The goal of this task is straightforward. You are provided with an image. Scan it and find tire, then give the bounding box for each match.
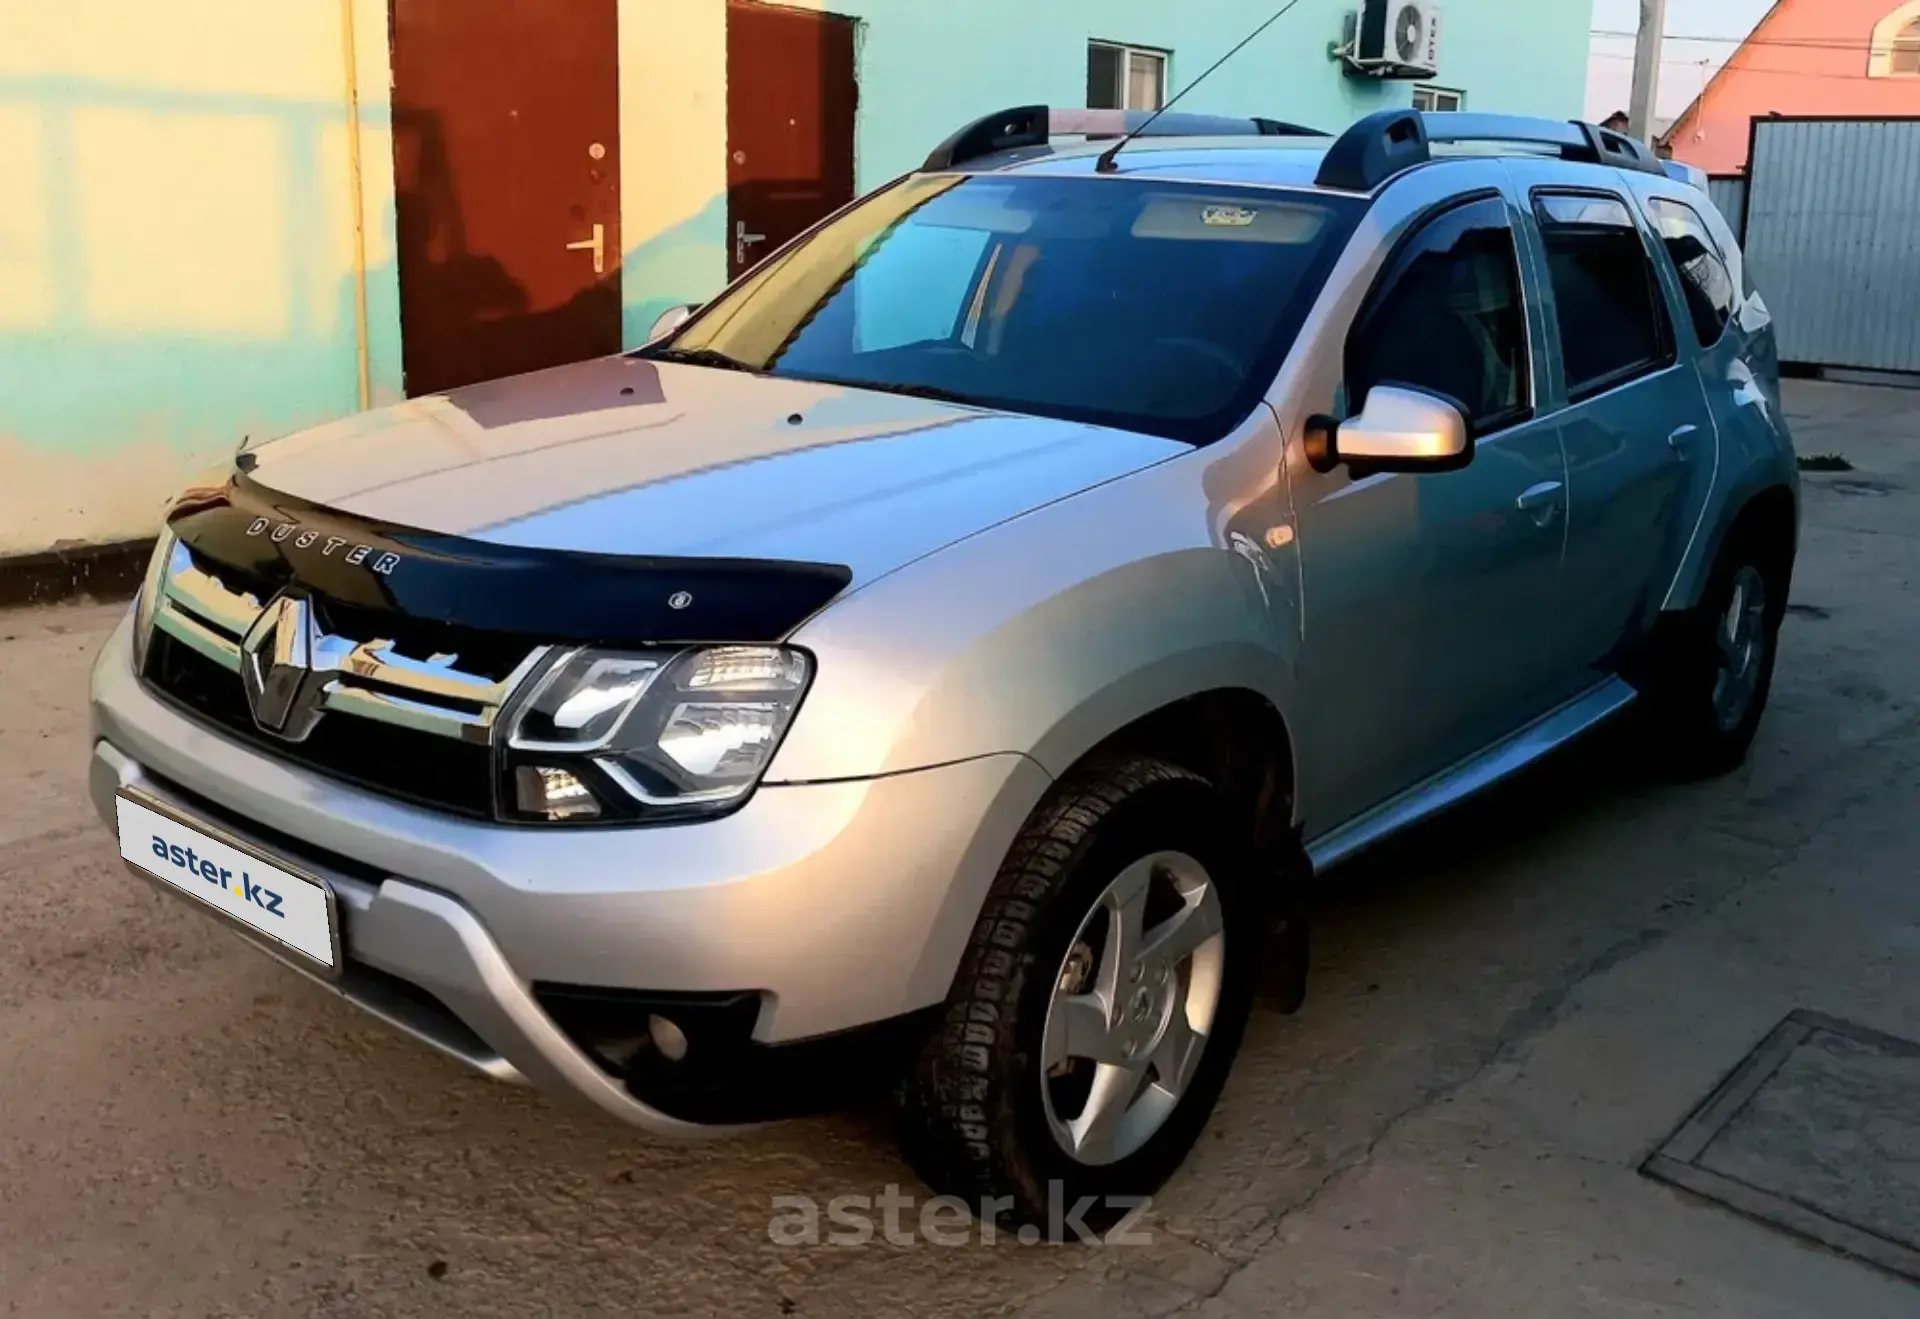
[1644,527,1787,778]
[893,753,1264,1231]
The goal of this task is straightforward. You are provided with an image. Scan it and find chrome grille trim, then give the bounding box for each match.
[153,539,253,668]
[148,544,545,745]
[160,538,262,639]
[154,600,245,668]
[323,684,500,744]
[318,648,549,745]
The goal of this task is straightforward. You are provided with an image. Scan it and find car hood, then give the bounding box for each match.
[243,357,1184,586]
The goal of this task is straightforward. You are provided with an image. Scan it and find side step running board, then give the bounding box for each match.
[1304,676,1639,875]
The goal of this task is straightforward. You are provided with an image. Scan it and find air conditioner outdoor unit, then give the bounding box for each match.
[1341,0,1442,80]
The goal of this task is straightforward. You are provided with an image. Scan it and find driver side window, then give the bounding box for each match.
[1346,196,1531,436]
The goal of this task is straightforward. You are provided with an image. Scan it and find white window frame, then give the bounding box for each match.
[1870,0,1920,77]
[1413,86,1465,112]
[1089,40,1169,111]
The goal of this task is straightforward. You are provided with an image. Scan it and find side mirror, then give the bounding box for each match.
[648,303,699,341]
[1304,386,1472,475]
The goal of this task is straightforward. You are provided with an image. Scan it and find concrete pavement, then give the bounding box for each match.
[2,381,1917,1317]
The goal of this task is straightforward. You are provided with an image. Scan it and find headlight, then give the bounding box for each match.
[500,645,812,823]
[130,529,178,674]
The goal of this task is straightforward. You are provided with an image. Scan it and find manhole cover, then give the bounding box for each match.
[1828,479,1893,498]
[1644,1011,1920,1282]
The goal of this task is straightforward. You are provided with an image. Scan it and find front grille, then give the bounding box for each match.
[140,540,540,819]
[146,630,497,816]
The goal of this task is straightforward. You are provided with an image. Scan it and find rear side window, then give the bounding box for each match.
[1346,196,1530,435]
[1533,192,1673,401]
[1647,197,1735,347]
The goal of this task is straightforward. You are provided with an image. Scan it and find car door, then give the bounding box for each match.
[1293,191,1570,829]
[1503,164,1718,685]
[1640,186,1775,607]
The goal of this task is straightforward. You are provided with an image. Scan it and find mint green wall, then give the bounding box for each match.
[0,83,405,447]
[850,0,1365,191]
[839,0,1593,191]
[0,0,402,556]
[4,0,1587,557]
[619,0,1593,344]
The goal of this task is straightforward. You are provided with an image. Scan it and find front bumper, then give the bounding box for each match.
[90,615,1050,1133]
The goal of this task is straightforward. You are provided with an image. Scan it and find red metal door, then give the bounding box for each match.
[389,0,622,396]
[725,1,857,281]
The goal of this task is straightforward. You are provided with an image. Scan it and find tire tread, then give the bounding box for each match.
[894,753,1208,1217]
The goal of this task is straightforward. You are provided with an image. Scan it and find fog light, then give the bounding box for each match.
[591,1035,651,1070]
[647,1012,690,1062]
[514,765,600,820]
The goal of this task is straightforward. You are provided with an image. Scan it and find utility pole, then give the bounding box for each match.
[1628,0,1669,145]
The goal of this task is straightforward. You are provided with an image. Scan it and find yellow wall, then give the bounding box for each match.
[0,0,399,556]
[0,0,1586,559]
[0,0,734,556]
[617,0,730,343]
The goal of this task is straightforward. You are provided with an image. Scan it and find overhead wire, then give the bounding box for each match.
[1590,28,1919,52]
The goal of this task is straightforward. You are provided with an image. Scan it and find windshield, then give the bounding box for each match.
[646,174,1363,443]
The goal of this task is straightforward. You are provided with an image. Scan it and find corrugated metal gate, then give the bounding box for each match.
[1707,175,1747,241]
[1742,117,1920,374]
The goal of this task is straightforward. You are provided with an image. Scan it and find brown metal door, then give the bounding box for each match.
[725,1,857,281]
[390,0,621,396]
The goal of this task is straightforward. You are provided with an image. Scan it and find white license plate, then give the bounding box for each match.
[116,793,338,972]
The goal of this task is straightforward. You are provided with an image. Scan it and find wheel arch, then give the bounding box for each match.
[1035,684,1300,861]
[901,680,1307,1028]
[1697,481,1799,607]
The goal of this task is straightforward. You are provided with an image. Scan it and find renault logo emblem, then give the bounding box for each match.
[240,594,328,741]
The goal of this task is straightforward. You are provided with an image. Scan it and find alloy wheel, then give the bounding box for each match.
[1039,850,1226,1167]
[1711,564,1769,732]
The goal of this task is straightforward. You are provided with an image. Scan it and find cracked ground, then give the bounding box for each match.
[4,380,1919,1317]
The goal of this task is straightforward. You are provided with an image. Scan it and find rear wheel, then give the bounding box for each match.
[1645,531,1786,777]
[893,755,1262,1230]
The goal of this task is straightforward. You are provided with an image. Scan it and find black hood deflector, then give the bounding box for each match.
[166,475,852,646]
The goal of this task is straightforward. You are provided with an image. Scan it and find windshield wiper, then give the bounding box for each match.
[645,346,760,373]
[815,379,983,408]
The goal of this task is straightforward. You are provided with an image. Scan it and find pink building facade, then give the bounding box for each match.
[1667,0,1920,174]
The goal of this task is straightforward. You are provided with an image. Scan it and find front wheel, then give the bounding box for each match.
[893,755,1262,1229]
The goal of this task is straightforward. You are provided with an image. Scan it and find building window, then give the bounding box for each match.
[1088,41,1168,111]
[1413,86,1465,112]
[1894,19,1920,73]
[1870,3,1920,76]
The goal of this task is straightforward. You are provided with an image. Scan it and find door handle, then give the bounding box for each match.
[1516,480,1564,527]
[1667,424,1700,455]
[565,223,605,275]
[735,220,766,269]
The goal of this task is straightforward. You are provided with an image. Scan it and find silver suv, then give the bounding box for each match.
[91,108,1797,1221]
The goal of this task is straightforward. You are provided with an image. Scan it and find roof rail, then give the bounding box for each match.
[922,105,1326,170]
[1252,116,1327,137]
[1314,109,1672,191]
[1314,109,1430,193]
